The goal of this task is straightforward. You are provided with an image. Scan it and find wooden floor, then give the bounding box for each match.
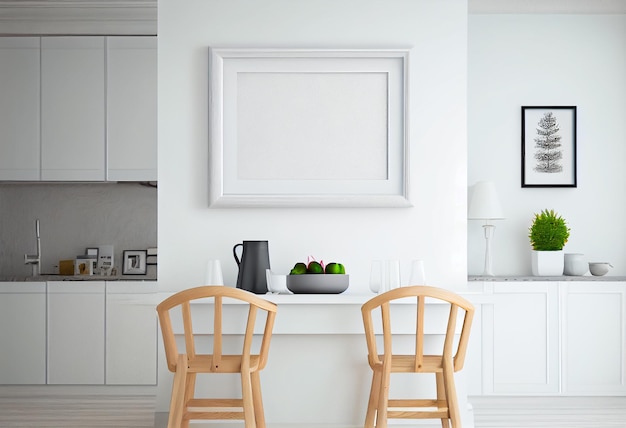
[471,396,626,428]
[2,391,626,427]
[0,393,155,427]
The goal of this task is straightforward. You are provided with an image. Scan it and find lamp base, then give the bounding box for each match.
[482,224,495,276]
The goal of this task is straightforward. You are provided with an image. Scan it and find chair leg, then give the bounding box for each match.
[376,364,391,428]
[442,360,460,428]
[180,373,196,428]
[168,355,188,428]
[364,369,381,428]
[251,370,266,428]
[436,372,450,428]
[241,370,256,428]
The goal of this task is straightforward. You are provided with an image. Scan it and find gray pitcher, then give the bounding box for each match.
[233,240,270,294]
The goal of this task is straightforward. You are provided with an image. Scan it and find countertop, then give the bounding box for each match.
[469,275,626,281]
[0,274,157,282]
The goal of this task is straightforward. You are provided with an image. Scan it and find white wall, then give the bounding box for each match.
[468,14,626,276]
[157,0,469,422]
[158,0,469,293]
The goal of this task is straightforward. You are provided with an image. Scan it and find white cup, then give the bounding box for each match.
[409,260,426,285]
[205,259,224,285]
[265,269,290,294]
[370,260,401,294]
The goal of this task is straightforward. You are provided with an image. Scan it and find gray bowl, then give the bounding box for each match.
[589,262,611,276]
[286,274,349,294]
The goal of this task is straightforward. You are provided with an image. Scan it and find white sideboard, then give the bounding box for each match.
[469,278,626,396]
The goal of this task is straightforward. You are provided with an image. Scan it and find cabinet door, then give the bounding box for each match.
[483,282,560,394]
[105,281,157,385]
[47,281,105,384]
[0,283,46,384]
[41,37,105,181]
[0,37,40,180]
[106,36,157,181]
[561,282,626,395]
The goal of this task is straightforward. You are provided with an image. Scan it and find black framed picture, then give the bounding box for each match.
[122,250,148,275]
[521,106,577,188]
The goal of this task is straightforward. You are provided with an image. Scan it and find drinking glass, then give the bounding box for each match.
[409,260,426,285]
[370,260,401,294]
[205,259,224,285]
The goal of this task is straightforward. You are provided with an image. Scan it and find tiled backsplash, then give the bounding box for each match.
[0,183,157,276]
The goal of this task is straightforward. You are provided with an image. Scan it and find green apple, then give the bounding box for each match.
[306,261,324,274]
[289,262,307,275]
[325,262,345,274]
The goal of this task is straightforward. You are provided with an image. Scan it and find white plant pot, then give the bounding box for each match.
[531,250,564,276]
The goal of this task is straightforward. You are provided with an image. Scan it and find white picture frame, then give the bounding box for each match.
[209,48,411,208]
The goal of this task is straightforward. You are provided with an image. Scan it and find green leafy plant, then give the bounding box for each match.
[529,209,570,251]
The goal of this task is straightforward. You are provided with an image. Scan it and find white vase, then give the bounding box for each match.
[564,253,587,276]
[531,250,564,276]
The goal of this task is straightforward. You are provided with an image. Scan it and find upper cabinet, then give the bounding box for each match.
[41,36,106,181]
[0,36,157,182]
[0,37,41,180]
[106,36,157,181]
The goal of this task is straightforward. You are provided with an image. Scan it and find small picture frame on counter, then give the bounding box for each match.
[122,250,148,275]
[85,247,99,259]
[75,258,96,275]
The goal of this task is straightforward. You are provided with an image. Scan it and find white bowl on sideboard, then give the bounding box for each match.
[588,262,612,276]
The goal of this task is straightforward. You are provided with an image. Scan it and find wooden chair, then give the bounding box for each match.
[361,286,474,428]
[157,286,278,428]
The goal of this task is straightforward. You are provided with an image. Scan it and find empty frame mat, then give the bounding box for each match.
[209,48,410,207]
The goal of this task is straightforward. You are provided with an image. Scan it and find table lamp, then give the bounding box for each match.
[468,181,505,276]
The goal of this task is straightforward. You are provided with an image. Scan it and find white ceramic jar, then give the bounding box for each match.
[564,253,587,276]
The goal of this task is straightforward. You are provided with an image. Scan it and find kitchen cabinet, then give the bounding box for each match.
[561,282,626,395]
[0,282,46,384]
[47,281,105,384]
[482,281,560,394]
[0,37,41,180]
[472,279,626,397]
[0,35,157,182]
[105,281,157,385]
[41,37,106,181]
[106,36,157,181]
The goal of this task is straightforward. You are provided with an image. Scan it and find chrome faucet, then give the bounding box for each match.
[24,219,41,276]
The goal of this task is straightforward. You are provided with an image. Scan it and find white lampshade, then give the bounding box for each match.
[468,181,505,220]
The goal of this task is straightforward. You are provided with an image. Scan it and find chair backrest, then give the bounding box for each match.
[157,286,278,373]
[361,285,474,372]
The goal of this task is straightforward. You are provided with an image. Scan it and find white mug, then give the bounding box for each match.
[265,269,291,294]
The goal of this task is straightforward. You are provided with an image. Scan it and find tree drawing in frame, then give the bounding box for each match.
[522,106,577,188]
[533,111,563,174]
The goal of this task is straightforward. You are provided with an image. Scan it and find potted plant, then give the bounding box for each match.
[529,209,570,276]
